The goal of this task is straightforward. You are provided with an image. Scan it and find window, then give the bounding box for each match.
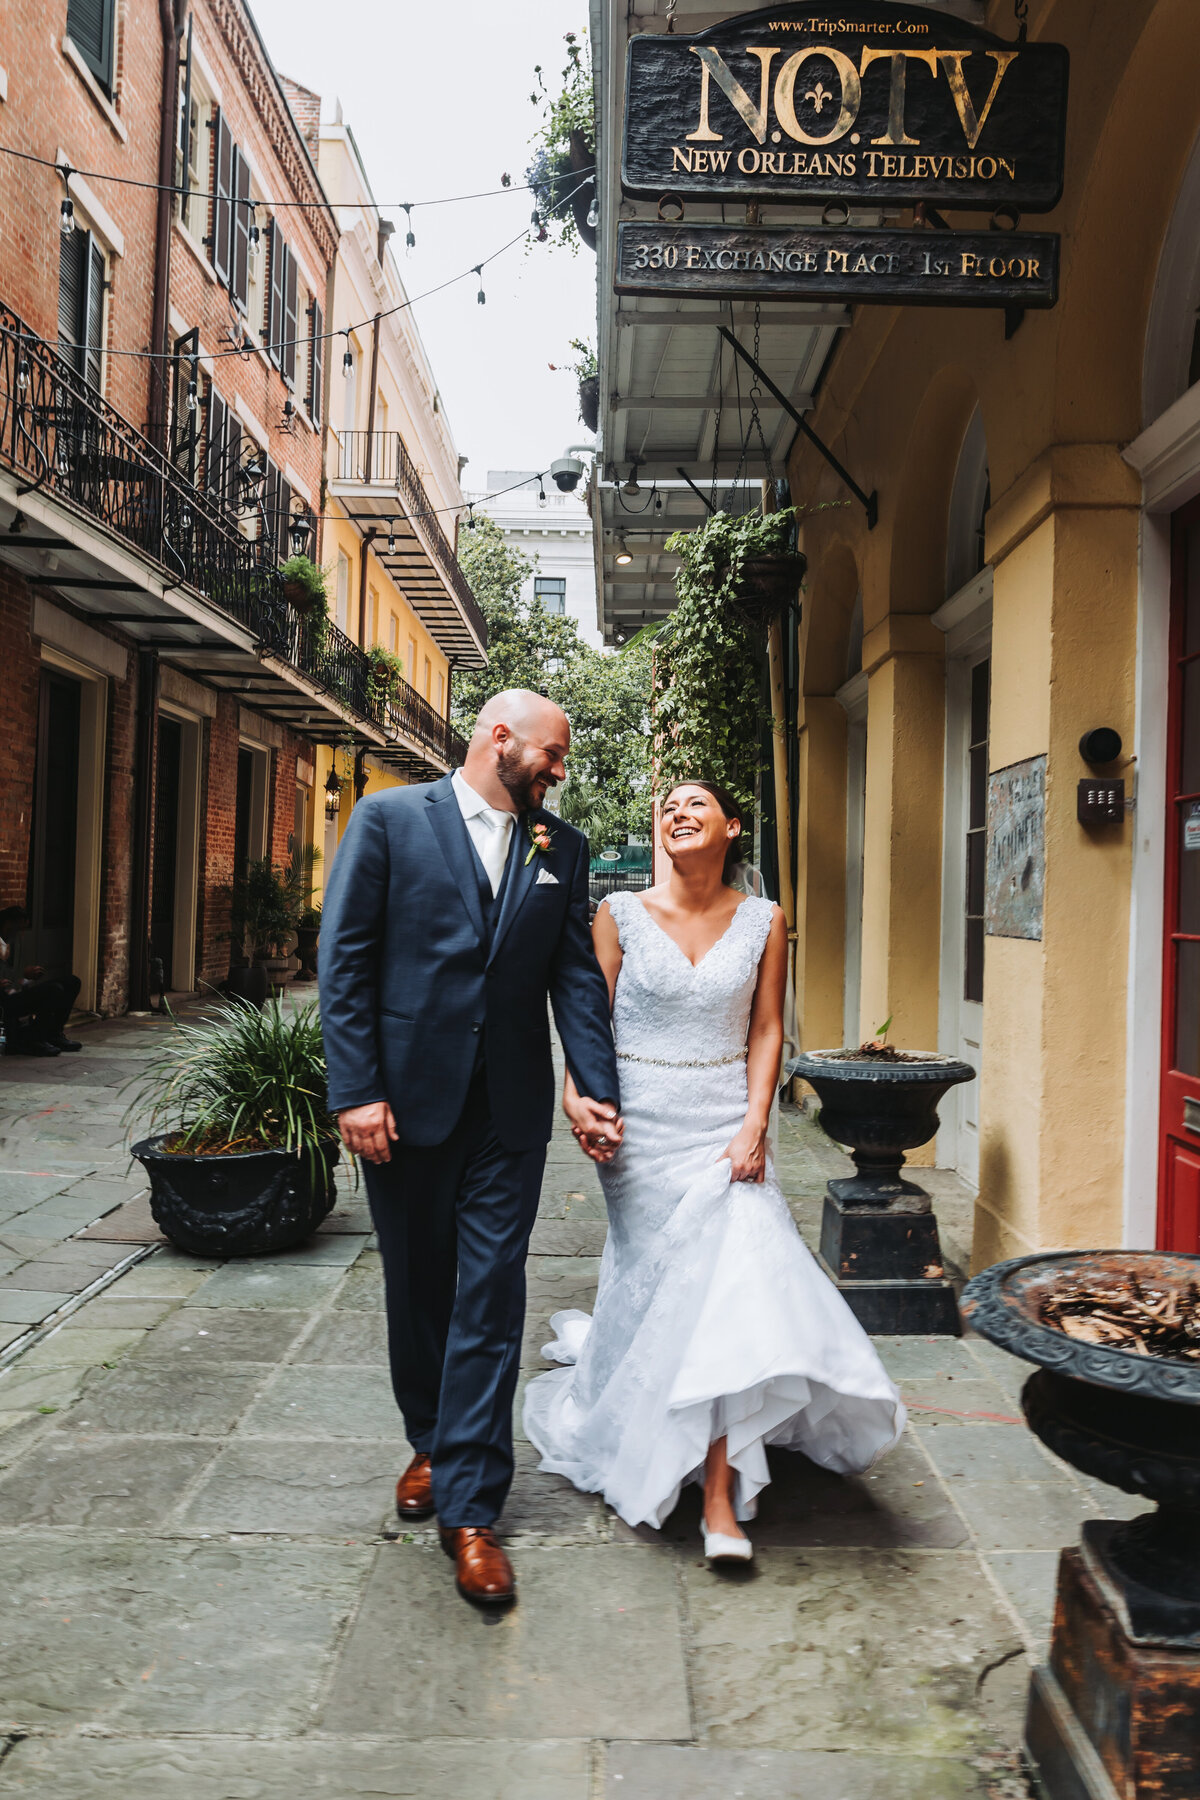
[170,327,200,482]
[206,111,255,315]
[203,386,242,519]
[67,0,115,93]
[176,20,209,238]
[58,227,106,393]
[262,457,292,563]
[388,612,399,654]
[336,552,351,633]
[536,577,566,614]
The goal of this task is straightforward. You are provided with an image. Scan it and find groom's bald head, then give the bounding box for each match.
[463,689,571,813]
[471,689,569,748]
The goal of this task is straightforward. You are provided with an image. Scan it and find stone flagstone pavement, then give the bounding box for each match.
[0,1011,1150,1797]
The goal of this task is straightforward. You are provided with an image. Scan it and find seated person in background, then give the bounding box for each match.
[0,908,82,1057]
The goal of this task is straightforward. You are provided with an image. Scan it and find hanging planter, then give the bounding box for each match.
[734,550,808,619]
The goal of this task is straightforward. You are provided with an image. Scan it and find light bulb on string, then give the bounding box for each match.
[386,517,396,555]
[473,264,486,305]
[16,351,30,395]
[538,479,547,508]
[402,204,415,250]
[59,196,75,235]
[185,377,198,414]
[654,488,664,513]
[247,201,260,249]
[586,195,599,229]
[342,332,353,379]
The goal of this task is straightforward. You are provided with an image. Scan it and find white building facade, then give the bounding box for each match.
[473,472,601,649]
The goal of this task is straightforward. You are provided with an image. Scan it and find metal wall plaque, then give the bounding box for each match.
[986,754,1046,942]
[623,1,1069,212]
[615,222,1058,308]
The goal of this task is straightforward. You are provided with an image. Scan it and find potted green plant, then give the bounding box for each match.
[568,339,599,432]
[128,995,341,1256]
[365,644,408,718]
[278,555,330,655]
[231,858,305,998]
[526,32,596,253]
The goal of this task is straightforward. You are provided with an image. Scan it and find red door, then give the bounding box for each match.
[1159,496,1200,1252]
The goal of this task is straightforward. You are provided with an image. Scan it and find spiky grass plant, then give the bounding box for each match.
[126,994,340,1168]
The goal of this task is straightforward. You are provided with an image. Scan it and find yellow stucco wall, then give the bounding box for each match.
[787,0,1198,1260]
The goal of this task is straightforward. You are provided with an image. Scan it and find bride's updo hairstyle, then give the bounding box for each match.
[664,779,747,884]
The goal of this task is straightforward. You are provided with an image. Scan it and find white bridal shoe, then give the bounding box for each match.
[701,1519,754,1565]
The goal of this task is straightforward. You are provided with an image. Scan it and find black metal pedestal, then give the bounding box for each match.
[817,1188,961,1335]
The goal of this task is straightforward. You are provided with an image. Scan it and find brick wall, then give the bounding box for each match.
[280,79,320,164]
[0,0,163,426]
[196,691,240,987]
[172,0,335,525]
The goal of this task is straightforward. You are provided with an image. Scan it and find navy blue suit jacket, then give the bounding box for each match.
[318,774,619,1152]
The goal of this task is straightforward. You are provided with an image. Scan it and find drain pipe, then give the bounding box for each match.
[148,0,188,453]
[128,649,160,1014]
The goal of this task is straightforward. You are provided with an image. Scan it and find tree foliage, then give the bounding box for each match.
[455,516,652,845]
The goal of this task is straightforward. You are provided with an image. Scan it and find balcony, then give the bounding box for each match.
[332,428,487,667]
[0,303,465,778]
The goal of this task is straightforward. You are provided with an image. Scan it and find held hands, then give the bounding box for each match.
[338,1101,399,1165]
[567,1095,625,1165]
[721,1118,768,1184]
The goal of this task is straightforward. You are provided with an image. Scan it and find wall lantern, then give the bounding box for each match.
[289,506,313,558]
[324,767,342,821]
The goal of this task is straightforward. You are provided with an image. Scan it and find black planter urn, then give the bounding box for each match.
[791,1050,975,1335]
[735,551,808,619]
[132,1134,339,1257]
[962,1251,1200,1800]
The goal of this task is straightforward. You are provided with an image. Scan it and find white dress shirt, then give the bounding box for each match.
[451,768,516,897]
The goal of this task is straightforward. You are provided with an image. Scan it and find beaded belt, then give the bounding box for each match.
[616,1048,748,1069]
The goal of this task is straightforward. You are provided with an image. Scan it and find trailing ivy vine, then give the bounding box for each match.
[650,508,802,816]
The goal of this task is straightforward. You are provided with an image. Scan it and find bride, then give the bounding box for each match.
[522,779,905,1563]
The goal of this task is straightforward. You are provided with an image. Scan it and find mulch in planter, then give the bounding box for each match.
[1039,1273,1200,1361]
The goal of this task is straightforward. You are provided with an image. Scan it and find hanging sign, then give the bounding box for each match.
[623,1,1069,213]
[616,222,1058,308]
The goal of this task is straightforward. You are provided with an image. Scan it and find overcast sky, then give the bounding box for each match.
[249,0,595,493]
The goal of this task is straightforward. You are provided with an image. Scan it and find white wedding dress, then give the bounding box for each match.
[522,891,906,1529]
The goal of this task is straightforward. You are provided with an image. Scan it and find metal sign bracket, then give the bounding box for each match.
[717,325,878,529]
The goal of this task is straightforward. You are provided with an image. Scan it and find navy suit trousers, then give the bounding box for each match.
[364,1067,546,1528]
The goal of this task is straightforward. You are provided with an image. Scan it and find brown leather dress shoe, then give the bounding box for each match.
[439,1526,515,1604]
[395,1452,434,1520]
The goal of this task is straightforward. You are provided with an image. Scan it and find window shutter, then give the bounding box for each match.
[178,15,194,226]
[282,248,298,386]
[66,0,114,91]
[267,221,284,369]
[57,227,87,373]
[308,300,323,426]
[83,237,105,393]
[211,112,232,284]
[206,388,227,501]
[225,418,241,516]
[277,475,292,562]
[231,147,250,310]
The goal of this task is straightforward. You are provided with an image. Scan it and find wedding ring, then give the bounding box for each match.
[598,1135,609,1147]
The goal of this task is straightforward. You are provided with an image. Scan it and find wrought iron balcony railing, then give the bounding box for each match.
[377,669,469,769]
[336,428,487,648]
[0,304,464,772]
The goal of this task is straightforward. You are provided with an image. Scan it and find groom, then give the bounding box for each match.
[319,690,621,1604]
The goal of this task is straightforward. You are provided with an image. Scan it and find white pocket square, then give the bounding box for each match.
[535,867,559,886]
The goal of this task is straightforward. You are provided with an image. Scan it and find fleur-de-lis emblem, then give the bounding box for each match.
[805,80,832,114]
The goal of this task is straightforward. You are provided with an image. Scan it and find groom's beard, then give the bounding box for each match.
[497,740,556,812]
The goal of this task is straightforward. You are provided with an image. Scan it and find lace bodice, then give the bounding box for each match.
[607,891,775,1066]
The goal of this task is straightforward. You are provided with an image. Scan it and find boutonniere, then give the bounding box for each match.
[524,818,554,865]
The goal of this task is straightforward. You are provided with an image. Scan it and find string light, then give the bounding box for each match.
[537,478,547,508]
[473,264,486,305]
[402,203,415,250]
[386,517,397,555]
[587,195,599,229]
[342,332,354,379]
[16,350,30,395]
[1,139,594,219]
[185,372,198,413]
